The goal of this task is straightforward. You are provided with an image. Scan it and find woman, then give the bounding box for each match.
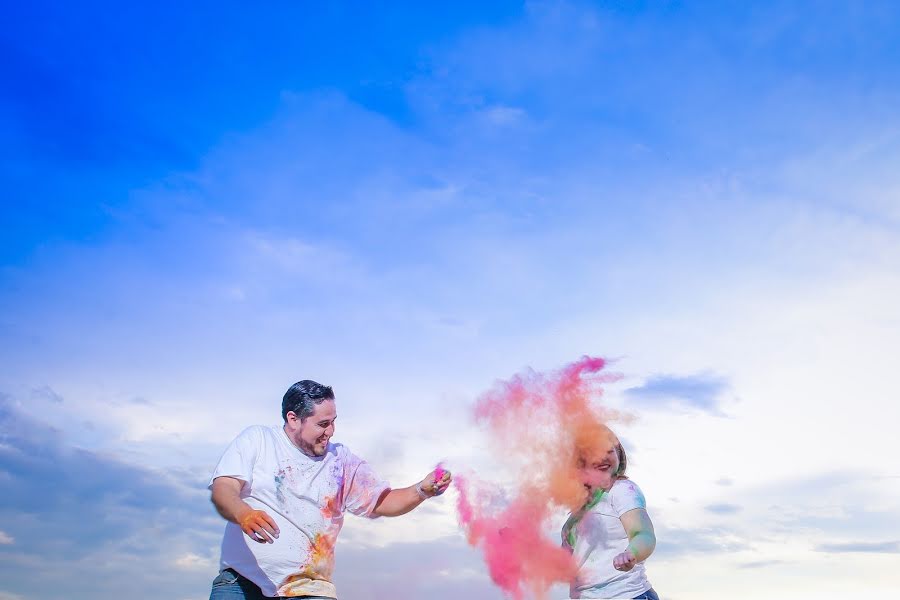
[562,427,659,599]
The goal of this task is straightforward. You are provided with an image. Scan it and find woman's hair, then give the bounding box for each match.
[614,440,628,479]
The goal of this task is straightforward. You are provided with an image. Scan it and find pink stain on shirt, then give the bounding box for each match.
[320,495,340,520]
[456,355,631,599]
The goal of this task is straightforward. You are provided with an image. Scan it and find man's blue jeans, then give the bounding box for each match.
[633,588,660,600]
[209,569,334,600]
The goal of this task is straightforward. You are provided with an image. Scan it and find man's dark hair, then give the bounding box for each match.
[282,380,335,421]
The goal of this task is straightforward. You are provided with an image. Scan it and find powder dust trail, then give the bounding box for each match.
[457,356,631,599]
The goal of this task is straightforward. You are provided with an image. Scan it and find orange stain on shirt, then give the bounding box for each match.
[307,531,337,576]
[275,529,339,597]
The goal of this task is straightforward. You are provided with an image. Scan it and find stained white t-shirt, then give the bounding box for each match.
[566,479,652,599]
[209,425,389,598]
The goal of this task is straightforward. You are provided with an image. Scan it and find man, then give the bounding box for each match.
[209,380,451,599]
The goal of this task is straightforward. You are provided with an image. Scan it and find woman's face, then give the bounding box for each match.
[578,444,620,493]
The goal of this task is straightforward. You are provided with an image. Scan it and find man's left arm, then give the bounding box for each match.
[372,469,452,517]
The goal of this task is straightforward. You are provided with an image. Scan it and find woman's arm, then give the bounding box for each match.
[613,508,657,571]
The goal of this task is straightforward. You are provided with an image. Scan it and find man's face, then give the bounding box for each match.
[286,399,336,457]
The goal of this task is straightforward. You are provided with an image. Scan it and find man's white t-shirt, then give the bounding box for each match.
[209,425,389,598]
[567,479,652,599]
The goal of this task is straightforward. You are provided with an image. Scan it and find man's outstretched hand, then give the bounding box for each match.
[421,467,452,497]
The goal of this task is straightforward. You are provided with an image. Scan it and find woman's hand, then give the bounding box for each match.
[613,547,637,571]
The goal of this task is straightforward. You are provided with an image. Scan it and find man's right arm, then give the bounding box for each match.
[210,476,280,544]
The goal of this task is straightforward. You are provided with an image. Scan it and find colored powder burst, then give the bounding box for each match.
[457,356,630,599]
[434,463,446,482]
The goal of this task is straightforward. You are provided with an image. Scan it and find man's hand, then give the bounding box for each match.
[239,508,280,544]
[420,467,452,497]
[211,477,281,543]
[613,547,637,571]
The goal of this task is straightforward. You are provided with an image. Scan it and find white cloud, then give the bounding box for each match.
[173,552,217,572]
[0,530,14,545]
[480,104,527,126]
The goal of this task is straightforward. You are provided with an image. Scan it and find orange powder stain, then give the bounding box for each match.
[458,356,631,599]
[277,531,339,597]
[308,531,336,573]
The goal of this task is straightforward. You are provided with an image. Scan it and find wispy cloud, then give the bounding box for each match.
[815,541,900,554]
[29,385,63,404]
[173,552,218,572]
[705,503,742,515]
[625,373,730,415]
[654,526,752,559]
[737,560,786,569]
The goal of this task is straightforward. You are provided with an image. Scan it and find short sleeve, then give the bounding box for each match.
[609,479,646,517]
[339,448,390,518]
[208,426,263,489]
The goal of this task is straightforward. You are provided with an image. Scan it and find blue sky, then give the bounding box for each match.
[2,2,900,600]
